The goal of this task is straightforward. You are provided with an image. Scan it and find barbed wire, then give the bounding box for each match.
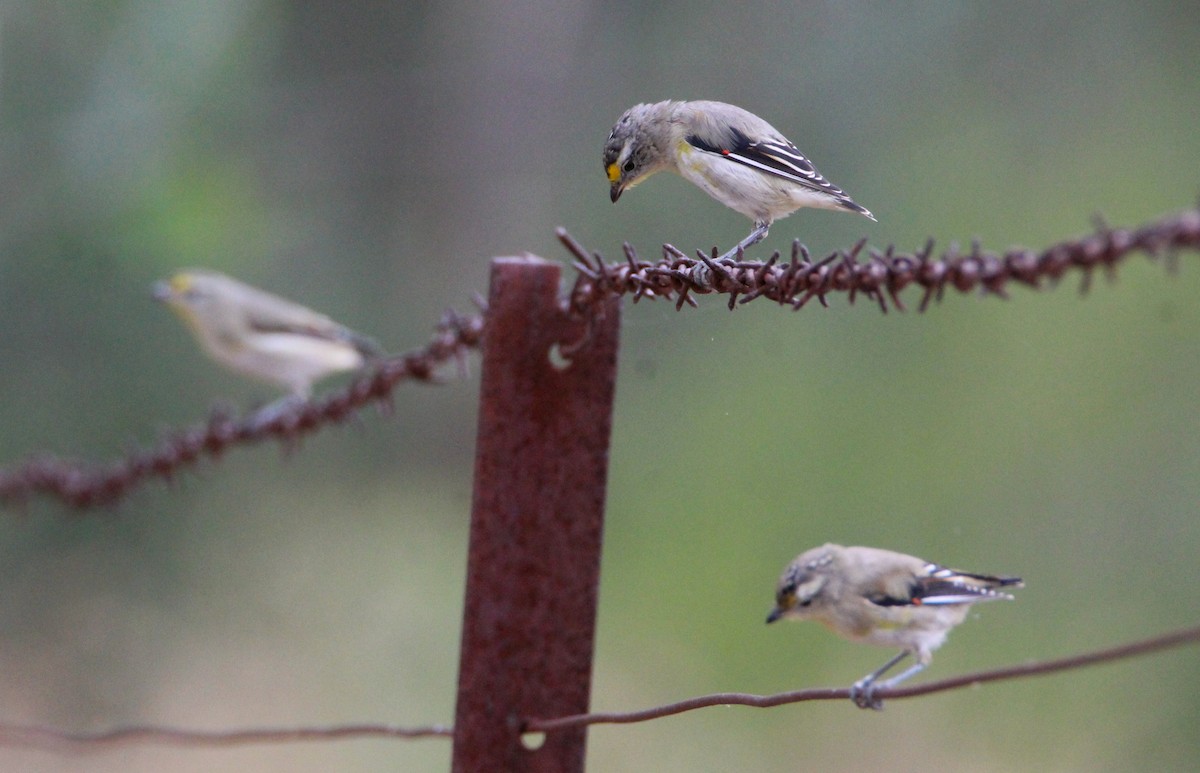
[2,623,1194,752]
[0,310,484,509]
[561,207,1200,314]
[0,206,1197,511]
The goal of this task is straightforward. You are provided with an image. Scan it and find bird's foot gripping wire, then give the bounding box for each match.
[850,676,887,711]
[849,651,926,711]
[687,223,770,287]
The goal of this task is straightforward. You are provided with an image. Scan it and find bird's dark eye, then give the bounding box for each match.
[622,160,635,172]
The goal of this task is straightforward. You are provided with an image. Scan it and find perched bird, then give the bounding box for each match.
[766,543,1022,710]
[154,270,382,401]
[603,100,875,261]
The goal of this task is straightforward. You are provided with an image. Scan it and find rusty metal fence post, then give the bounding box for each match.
[451,256,621,772]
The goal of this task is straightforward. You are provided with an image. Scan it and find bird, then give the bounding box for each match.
[766,543,1022,710]
[154,270,382,412]
[603,100,874,261]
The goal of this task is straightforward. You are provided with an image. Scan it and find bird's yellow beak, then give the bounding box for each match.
[606,162,624,202]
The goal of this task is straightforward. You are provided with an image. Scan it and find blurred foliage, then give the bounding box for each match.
[1,2,1199,771]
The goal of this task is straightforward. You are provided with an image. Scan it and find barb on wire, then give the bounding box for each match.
[524,624,1200,733]
[0,722,452,752]
[560,207,1200,316]
[0,311,485,510]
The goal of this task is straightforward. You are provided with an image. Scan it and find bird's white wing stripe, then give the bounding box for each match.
[720,151,800,180]
[754,145,818,177]
[720,146,846,197]
[920,592,1014,605]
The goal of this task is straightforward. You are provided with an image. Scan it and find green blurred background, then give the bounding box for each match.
[2,3,1199,771]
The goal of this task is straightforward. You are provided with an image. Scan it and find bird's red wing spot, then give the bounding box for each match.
[912,597,923,605]
[721,149,731,155]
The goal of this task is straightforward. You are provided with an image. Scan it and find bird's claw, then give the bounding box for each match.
[850,680,884,711]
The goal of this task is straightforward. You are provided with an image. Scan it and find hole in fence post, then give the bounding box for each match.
[521,731,547,751]
[547,342,571,370]
[450,256,621,773]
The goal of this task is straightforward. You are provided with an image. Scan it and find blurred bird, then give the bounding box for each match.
[603,100,875,261]
[153,270,382,403]
[767,543,1022,709]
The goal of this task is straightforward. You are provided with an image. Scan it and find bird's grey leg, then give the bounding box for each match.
[717,222,769,262]
[850,650,912,710]
[876,661,927,692]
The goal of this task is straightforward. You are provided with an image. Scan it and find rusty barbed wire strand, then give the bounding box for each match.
[0,310,484,509]
[524,623,1200,733]
[2,207,1198,511]
[559,207,1200,315]
[0,722,452,752]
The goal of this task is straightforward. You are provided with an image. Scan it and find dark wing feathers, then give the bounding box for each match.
[686,128,849,198]
[868,565,1021,608]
